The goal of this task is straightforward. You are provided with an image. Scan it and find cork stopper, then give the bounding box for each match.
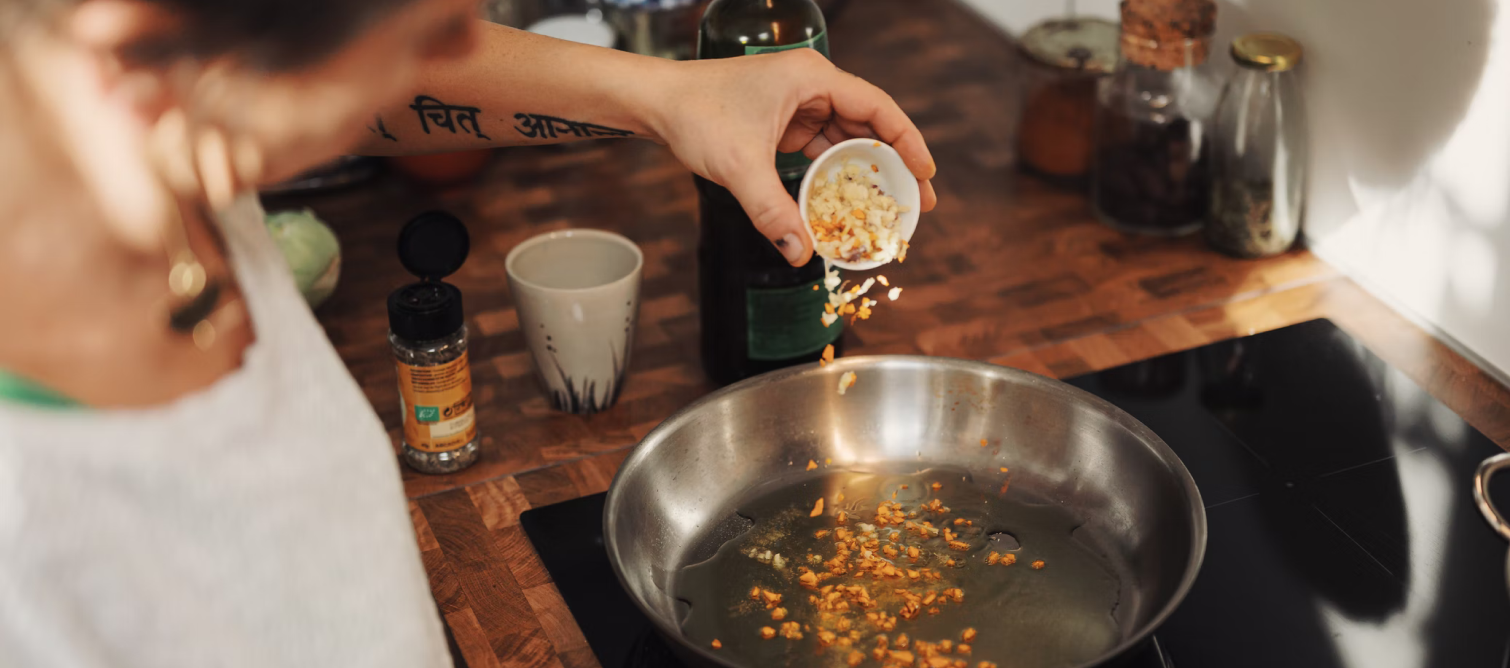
[1119,0,1217,70]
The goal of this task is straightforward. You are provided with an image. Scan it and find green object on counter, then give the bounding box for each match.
[265,208,342,309]
[0,369,78,409]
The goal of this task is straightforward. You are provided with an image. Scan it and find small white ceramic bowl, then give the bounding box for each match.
[797,138,921,272]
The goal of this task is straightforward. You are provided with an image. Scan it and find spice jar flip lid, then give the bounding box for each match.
[1231,32,1303,71]
[390,211,470,342]
[398,210,471,280]
[1019,18,1119,74]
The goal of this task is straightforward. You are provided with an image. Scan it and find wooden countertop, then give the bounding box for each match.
[274,0,1510,665]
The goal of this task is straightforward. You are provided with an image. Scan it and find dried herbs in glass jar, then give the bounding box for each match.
[1205,33,1308,258]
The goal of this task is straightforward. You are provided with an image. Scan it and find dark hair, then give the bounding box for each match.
[25,0,421,71]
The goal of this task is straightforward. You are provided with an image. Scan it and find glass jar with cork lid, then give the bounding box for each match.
[1091,0,1221,236]
[1015,17,1119,185]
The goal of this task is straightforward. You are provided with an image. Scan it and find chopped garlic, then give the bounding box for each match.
[888,287,902,301]
[838,371,857,395]
[807,162,908,265]
[877,275,890,287]
[821,312,839,327]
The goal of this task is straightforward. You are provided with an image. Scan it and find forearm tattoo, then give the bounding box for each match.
[368,114,398,142]
[409,95,491,140]
[513,113,634,140]
[389,94,635,144]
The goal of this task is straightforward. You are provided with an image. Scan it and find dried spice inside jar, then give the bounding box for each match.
[1093,112,1212,234]
[1206,179,1281,257]
[390,323,480,474]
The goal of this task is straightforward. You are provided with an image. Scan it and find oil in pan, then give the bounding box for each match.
[674,466,1123,667]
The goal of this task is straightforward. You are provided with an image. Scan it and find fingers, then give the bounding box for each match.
[724,164,813,266]
[920,179,937,212]
[825,72,936,181]
[803,134,835,160]
[800,122,856,159]
[797,117,877,160]
[833,117,878,142]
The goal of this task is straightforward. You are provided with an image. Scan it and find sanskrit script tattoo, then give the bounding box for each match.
[409,95,491,140]
[513,113,635,140]
[368,114,398,142]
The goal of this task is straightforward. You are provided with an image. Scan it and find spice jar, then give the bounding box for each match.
[1016,18,1118,184]
[388,211,480,475]
[1205,33,1308,258]
[1091,0,1221,236]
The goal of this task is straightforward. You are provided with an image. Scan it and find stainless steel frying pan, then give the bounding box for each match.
[604,356,1206,667]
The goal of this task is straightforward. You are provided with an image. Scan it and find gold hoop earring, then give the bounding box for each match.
[148,108,235,347]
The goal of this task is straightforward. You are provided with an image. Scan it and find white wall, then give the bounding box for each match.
[959,0,1510,382]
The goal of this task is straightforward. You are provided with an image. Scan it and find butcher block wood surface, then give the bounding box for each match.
[270,0,1510,665]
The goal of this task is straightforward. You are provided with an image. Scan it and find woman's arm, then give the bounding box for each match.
[356,22,664,153]
[358,20,937,267]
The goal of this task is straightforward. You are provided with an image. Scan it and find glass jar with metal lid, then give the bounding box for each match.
[1015,18,1119,185]
[1205,33,1308,258]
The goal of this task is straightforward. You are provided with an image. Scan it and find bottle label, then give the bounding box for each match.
[746,32,831,177]
[744,31,830,57]
[747,279,843,361]
[396,352,477,453]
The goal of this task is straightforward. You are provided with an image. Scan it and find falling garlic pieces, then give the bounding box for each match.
[818,262,908,395]
[837,371,858,396]
[821,270,903,330]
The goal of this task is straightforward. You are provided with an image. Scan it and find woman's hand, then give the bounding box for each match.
[643,49,938,266]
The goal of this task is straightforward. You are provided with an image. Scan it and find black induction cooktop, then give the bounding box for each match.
[520,319,1510,667]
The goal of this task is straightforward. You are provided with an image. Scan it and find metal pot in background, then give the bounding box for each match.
[601,0,707,60]
[485,0,597,30]
[601,0,853,61]
[489,0,851,59]
[1473,453,1510,592]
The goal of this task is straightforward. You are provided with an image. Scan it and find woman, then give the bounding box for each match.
[0,0,936,665]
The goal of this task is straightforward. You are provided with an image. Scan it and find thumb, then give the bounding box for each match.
[724,166,812,266]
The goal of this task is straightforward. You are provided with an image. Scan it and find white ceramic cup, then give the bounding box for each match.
[797,138,922,272]
[505,229,643,415]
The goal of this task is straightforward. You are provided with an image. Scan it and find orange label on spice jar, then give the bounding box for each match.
[396,353,477,453]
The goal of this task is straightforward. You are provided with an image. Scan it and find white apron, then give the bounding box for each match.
[0,195,451,668]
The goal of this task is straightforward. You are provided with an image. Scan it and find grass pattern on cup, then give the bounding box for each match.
[547,342,629,415]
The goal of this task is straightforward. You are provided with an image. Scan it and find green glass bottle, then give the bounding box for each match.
[695,0,841,386]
